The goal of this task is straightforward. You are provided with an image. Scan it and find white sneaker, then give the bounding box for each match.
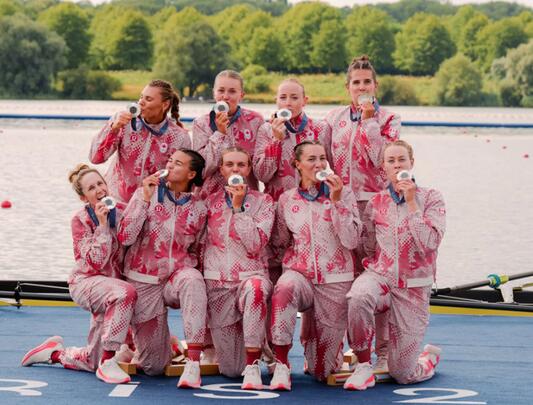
[343,362,375,391]
[96,357,131,384]
[21,336,64,366]
[269,362,291,391]
[419,344,442,369]
[373,356,389,373]
[115,344,135,363]
[177,360,201,389]
[200,347,217,365]
[241,362,263,390]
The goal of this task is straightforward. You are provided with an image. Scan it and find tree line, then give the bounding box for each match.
[0,0,532,107]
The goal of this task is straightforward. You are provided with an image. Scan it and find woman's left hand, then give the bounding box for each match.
[225,184,247,211]
[360,100,375,120]
[325,174,343,203]
[396,179,417,203]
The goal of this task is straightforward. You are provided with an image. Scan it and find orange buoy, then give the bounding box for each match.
[1,200,12,209]
[486,139,491,143]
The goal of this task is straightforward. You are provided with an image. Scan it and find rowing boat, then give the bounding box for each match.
[2,273,533,316]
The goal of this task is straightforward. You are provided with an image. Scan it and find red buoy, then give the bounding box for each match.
[1,200,12,209]
[486,139,491,143]
[502,146,507,149]
[524,154,530,159]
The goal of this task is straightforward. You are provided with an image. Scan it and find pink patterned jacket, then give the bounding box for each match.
[325,106,400,200]
[89,117,191,203]
[203,190,274,282]
[69,203,126,285]
[272,187,362,284]
[118,187,207,285]
[253,115,332,202]
[192,107,264,196]
[361,187,446,288]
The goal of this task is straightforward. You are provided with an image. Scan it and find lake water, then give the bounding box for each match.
[1,101,532,290]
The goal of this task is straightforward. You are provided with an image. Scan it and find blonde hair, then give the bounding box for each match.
[278,77,306,97]
[382,140,414,163]
[346,54,377,85]
[68,163,105,196]
[214,70,244,91]
[221,146,251,167]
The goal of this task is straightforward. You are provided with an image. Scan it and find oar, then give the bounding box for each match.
[433,271,533,295]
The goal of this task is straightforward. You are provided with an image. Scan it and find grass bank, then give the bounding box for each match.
[107,70,435,105]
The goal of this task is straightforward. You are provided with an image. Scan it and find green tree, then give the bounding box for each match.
[310,19,347,72]
[113,12,153,70]
[378,76,418,105]
[446,5,485,45]
[38,3,91,69]
[0,0,22,17]
[57,66,121,99]
[154,14,231,96]
[345,6,396,73]
[247,26,285,71]
[210,6,273,69]
[0,15,65,96]
[434,54,483,106]
[241,64,272,93]
[377,0,455,22]
[393,13,456,75]
[457,14,489,60]
[276,2,344,72]
[474,18,528,71]
[491,39,533,106]
[89,6,153,70]
[475,2,531,20]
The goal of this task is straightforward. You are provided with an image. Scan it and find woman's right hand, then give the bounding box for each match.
[142,174,159,202]
[94,201,109,226]
[270,115,286,141]
[215,111,229,134]
[111,111,133,130]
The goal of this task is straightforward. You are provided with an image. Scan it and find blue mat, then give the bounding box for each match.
[1,306,531,404]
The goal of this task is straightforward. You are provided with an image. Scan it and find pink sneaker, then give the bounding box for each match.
[269,363,291,391]
[419,344,442,373]
[21,336,64,366]
[241,362,263,390]
[177,360,201,389]
[96,357,131,384]
[343,362,375,391]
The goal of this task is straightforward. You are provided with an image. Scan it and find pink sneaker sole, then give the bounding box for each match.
[269,383,291,391]
[96,368,131,384]
[242,383,263,390]
[344,375,375,391]
[177,380,201,389]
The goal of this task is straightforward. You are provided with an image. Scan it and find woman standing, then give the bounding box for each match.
[21,164,137,384]
[326,55,401,371]
[193,70,264,197]
[253,78,331,202]
[269,141,362,390]
[90,80,191,203]
[203,147,274,389]
[118,149,208,388]
[344,140,445,390]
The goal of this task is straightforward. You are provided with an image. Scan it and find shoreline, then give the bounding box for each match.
[1,100,533,126]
